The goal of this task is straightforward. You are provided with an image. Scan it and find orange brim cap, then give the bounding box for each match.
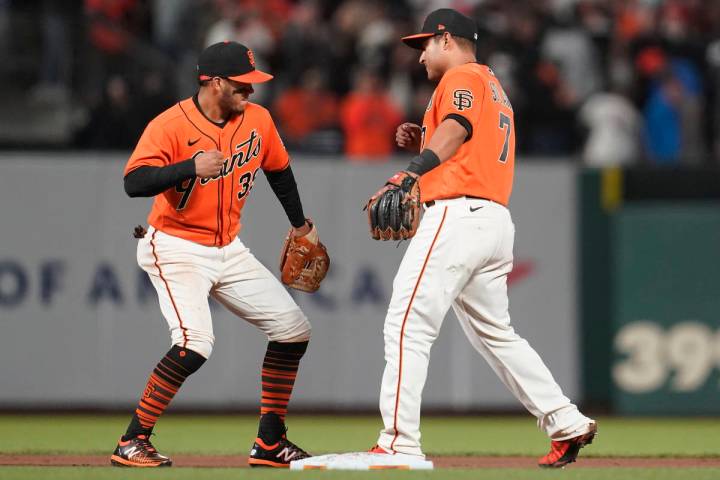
[401,33,435,49]
[227,69,274,84]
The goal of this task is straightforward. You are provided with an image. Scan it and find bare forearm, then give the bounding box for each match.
[405,118,468,176]
[423,118,468,162]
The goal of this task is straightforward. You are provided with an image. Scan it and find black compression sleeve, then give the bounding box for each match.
[444,113,473,142]
[265,166,306,228]
[407,149,441,176]
[124,159,196,197]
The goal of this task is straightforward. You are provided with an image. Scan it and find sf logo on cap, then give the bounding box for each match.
[453,89,474,111]
[247,49,256,67]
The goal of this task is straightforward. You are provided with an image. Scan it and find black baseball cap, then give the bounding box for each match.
[401,9,478,50]
[197,41,273,84]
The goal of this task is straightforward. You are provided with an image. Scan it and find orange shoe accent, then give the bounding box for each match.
[110,454,169,468]
[247,458,291,468]
[369,445,391,454]
[253,437,280,450]
[110,435,172,468]
[369,465,410,470]
[538,423,597,468]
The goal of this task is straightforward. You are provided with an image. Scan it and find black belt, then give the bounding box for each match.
[425,196,491,208]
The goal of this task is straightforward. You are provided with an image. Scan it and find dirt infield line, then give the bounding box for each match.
[1,455,719,469]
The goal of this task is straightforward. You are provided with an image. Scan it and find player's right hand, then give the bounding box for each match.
[194,150,225,178]
[396,123,422,152]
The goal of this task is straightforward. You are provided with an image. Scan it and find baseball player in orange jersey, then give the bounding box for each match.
[110,42,322,468]
[367,9,596,468]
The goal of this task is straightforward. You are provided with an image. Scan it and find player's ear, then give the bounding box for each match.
[212,76,224,92]
[442,32,452,50]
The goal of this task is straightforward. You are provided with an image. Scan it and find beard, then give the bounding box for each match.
[219,92,245,117]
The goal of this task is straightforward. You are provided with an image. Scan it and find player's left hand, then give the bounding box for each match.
[292,221,312,237]
[279,220,330,292]
[365,171,421,240]
[396,123,422,152]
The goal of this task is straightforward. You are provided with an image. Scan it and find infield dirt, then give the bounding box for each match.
[2,455,719,469]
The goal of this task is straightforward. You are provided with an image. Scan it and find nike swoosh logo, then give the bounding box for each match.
[188,137,201,146]
[469,206,484,212]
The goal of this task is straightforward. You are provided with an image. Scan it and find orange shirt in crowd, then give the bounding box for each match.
[341,93,403,159]
[273,88,339,142]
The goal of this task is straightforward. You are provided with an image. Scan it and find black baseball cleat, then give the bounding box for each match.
[110,434,172,467]
[538,422,597,468]
[248,412,312,467]
[248,436,311,468]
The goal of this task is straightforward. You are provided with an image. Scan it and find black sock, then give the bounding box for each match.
[123,416,151,441]
[258,412,287,444]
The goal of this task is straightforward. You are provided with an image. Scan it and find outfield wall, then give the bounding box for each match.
[0,153,578,410]
[579,169,720,414]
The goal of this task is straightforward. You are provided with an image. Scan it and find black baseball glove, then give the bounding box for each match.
[365,171,421,240]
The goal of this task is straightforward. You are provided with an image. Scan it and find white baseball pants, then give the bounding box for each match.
[137,226,311,359]
[377,197,593,456]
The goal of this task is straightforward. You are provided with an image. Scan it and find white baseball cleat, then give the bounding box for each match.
[289,451,433,470]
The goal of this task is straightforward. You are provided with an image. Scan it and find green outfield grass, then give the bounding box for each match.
[1,414,719,457]
[1,414,719,479]
[1,467,720,480]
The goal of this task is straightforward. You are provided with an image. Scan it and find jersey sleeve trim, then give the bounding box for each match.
[262,159,290,173]
[443,113,473,142]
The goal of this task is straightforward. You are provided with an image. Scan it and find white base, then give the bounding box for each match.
[290,452,434,471]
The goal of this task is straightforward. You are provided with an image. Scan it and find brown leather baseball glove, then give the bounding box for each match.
[279,220,329,292]
[365,171,421,240]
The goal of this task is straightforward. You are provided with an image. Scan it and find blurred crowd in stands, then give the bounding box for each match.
[4,0,720,166]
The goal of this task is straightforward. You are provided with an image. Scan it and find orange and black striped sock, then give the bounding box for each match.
[123,345,206,440]
[258,341,308,442]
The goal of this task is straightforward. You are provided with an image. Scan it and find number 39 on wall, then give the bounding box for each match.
[612,321,720,393]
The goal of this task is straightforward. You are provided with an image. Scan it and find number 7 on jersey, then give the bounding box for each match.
[498,112,512,164]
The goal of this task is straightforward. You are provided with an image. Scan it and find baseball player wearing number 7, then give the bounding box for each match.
[367,9,596,468]
[110,41,327,468]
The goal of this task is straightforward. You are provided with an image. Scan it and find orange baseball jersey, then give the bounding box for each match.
[124,97,289,247]
[419,63,515,205]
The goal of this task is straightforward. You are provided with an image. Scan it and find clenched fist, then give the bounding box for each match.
[396,123,422,152]
[194,150,224,178]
